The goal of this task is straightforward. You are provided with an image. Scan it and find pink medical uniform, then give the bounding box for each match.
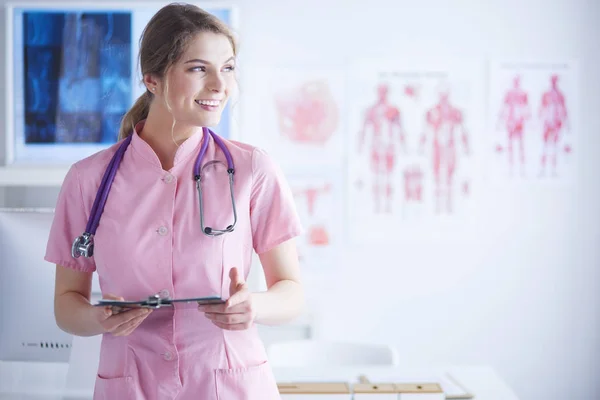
[44,120,303,400]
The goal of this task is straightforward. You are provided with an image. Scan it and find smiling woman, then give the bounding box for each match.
[118,5,238,151]
[45,3,304,400]
[139,30,237,166]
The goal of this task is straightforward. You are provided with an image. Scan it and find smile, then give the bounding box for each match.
[195,100,221,106]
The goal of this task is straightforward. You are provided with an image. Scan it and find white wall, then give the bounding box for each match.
[1,0,599,399]
[246,1,600,399]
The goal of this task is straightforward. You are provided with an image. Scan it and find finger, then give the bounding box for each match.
[114,320,142,337]
[113,310,152,335]
[226,288,249,309]
[228,268,245,296]
[109,312,151,335]
[111,306,132,315]
[211,320,251,331]
[198,303,227,313]
[112,313,149,336]
[104,308,151,332]
[94,305,114,323]
[221,302,249,314]
[201,298,248,314]
[229,267,244,285]
[94,294,125,321]
[102,294,125,301]
[204,312,250,325]
[118,314,151,336]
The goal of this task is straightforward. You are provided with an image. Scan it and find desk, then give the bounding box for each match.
[273,365,519,400]
[0,364,518,400]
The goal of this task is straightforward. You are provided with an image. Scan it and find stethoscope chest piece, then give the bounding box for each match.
[72,233,94,258]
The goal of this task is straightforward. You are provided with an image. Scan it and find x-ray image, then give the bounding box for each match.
[7,5,236,165]
[23,11,132,145]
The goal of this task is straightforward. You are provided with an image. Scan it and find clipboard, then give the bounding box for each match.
[94,293,224,313]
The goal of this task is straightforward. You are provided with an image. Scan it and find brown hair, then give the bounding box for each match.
[118,2,237,140]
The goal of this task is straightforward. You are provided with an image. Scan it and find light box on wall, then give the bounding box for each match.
[5,2,238,166]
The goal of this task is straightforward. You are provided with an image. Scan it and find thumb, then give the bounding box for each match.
[228,268,246,296]
[97,293,124,319]
[103,293,125,301]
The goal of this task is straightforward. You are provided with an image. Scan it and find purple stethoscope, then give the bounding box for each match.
[71,127,237,259]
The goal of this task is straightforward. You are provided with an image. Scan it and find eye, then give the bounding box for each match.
[223,65,235,72]
[189,66,206,73]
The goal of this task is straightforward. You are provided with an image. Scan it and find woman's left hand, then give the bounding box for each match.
[199,267,256,330]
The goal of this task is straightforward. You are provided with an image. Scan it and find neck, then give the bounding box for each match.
[139,106,201,170]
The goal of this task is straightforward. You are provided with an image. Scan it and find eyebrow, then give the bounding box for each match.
[184,57,235,65]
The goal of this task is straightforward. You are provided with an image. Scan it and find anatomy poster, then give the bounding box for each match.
[346,59,485,243]
[487,61,578,182]
[242,67,345,168]
[288,173,341,270]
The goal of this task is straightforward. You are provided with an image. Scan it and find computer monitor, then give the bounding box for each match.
[0,208,100,363]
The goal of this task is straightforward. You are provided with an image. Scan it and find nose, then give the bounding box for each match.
[207,71,225,93]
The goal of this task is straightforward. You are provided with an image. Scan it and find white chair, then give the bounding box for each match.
[267,339,399,367]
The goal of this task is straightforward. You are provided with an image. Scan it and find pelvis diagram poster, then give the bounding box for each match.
[288,173,341,270]
[345,59,485,243]
[487,60,579,183]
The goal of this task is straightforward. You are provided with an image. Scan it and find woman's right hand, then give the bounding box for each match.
[92,294,152,336]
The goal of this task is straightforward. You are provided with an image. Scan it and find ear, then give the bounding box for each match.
[143,73,161,94]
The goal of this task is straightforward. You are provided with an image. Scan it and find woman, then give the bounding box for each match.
[45,3,304,399]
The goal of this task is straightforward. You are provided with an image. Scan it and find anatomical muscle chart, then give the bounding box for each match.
[245,67,345,169]
[346,59,484,242]
[487,61,578,182]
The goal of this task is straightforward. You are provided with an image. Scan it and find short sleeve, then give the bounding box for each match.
[250,148,303,254]
[44,164,96,272]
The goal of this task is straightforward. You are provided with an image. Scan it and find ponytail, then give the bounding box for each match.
[118,91,151,140]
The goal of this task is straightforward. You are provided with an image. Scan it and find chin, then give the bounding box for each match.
[180,117,221,129]
[199,116,222,128]
[205,119,222,128]
[193,111,222,127]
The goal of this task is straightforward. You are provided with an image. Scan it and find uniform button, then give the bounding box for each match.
[163,174,174,184]
[157,226,168,236]
[163,351,173,361]
[159,289,170,298]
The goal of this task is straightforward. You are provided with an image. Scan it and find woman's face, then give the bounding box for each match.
[154,31,236,128]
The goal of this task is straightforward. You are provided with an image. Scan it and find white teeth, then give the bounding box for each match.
[196,100,220,106]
